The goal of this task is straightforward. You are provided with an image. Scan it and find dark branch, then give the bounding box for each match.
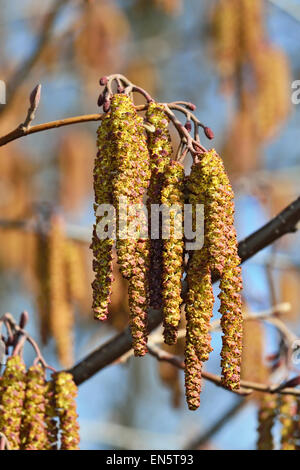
[68,196,300,385]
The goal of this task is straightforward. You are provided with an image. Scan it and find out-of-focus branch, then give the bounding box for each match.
[0,0,68,117]
[68,196,300,386]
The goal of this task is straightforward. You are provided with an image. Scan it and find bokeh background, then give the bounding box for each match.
[1,0,300,450]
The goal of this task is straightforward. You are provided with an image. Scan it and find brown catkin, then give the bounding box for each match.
[48,215,74,367]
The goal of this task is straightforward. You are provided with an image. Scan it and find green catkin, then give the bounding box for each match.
[110,94,151,356]
[0,356,26,450]
[146,102,172,310]
[161,161,185,345]
[21,364,47,450]
[280,394,297,450]
[54,372,80,450]
[256,393,277,450]
[91,114,115,321]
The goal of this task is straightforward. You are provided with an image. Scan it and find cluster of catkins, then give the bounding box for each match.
[0,356,79,450]
[91,93,243,410]
[257,393,300,450]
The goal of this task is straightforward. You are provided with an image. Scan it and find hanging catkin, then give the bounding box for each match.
[256,393,277,450]
[146,102,172,310]
[44,380,58,450]
[0,356,26,450]
[110,94,151,356]
[54,372,80,450]
[91,114,116,321]
[161,161,185,345]
[21,364,47,450]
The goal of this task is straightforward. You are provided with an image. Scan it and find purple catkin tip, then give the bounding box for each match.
[99,76,108,86]
[204,126,214,140]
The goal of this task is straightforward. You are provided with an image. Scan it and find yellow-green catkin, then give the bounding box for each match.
[44,381,58,450]
[203,149,242,391]
[21,364,47,450]
[146,102,172,310]
[54,372,80,450]
[91,114,116,321]
[110,94,151,356]
[0,356,26,449]
[257,393,277,450]
[184,162,214,410]
[161,161,185,345]
[280,394,297,450]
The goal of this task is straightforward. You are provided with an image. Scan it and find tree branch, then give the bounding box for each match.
[68,196,300,387]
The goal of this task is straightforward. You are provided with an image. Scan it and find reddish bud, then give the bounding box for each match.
[187,103,196,111]
[204,126,214,140]
[184,120,192,132]
[99,76,108,86]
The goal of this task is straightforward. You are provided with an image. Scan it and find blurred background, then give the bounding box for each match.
[0,0,300,450]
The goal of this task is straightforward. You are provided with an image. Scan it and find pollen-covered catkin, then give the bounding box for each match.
[161,161,185,345]
[0,356,26,450]
[257,393,277,450]
[110,93,151,280]
[44,381,58,450]
[54,372,80,450]
[21,364,47,450]
[91,114,115,320]
[110,94,151,356]
[146,102,172,310]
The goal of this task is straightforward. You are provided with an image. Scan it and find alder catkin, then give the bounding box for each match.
[91,114,116,320]
[146,102,172,310]
[44,380,58,450]
[110,94,151,356]
[21,364,47,450]
[0,356,26,450]
[161,161,185,345]
[54,372,80,450]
